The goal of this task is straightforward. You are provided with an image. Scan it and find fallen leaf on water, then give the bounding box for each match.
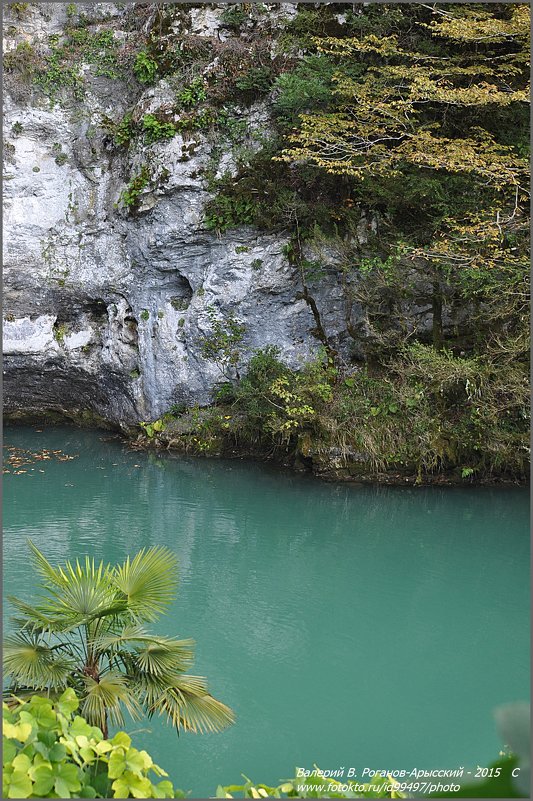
[3,445,79,471]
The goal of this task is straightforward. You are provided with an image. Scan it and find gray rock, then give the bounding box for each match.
[3,3,350,426]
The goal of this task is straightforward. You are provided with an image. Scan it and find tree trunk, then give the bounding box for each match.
[432,280,444,350]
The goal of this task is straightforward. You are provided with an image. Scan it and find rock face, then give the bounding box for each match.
[3,2,348,426]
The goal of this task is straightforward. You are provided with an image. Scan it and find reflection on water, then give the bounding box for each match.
[3,426,530,796]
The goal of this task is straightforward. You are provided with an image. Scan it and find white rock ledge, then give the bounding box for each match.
[3,315,59,354]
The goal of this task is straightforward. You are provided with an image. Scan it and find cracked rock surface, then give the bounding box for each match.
[3,2,351,425]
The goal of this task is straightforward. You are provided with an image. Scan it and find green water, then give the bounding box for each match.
[3,426,530,796]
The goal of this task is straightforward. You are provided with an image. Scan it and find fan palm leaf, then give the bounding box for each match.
[97,627,195,674]
[3,632,76,690]
[41,564,117,621]
[112,546,178,622]
[134,671,235,733]
[6,596,59,632]
[148,680,236,734]
[27,539,71,588]
[92,623,150,651]
[81,671,142,733]
[132,638,196,676]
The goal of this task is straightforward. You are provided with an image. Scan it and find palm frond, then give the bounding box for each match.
[93,624,149,652]
[81,671,142,731]
[112,547,179,622]
[39,575,123,634]
[7,596,57,630]
[25,544,122,629]
[166,674,210,698]
[3,632,76,690]
[7,543,234,741]
[96,627,195,674]
[27,540,69,589]
[148,677,235,733]
[135,672,235,733]
[132,638,196,677]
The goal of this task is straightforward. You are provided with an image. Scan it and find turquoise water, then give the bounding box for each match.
[3,425,530,796]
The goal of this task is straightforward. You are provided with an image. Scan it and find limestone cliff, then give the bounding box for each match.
[3,2,349,426]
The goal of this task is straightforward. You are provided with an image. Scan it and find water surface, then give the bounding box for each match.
[3,425,530,795]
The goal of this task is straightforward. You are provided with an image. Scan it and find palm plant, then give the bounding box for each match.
[3,541,234,738]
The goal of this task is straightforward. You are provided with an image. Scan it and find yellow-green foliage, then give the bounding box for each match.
[166,344,528,480]
[319,344,529,478]
[217,767,406,798]
[3,690,181,798]
[280,5,529,187]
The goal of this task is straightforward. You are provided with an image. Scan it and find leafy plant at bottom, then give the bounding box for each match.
[217,765,406,798]
[216,753,527,798]
[3,689,182,798]
[3,542,235,740]
[140,418,166,439]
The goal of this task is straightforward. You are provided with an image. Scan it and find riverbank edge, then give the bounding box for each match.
[4,409,529,488]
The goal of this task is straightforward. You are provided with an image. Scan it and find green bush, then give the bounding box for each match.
[133,50,158,84]
[118,166,151,211]
[199,306,246,380]
[278,6,345,50]
[202,143,353,234]
[235,66,273,97]
[31,28,123,100]
[223,347,335,447]
[204,193,256,233]
[50,142,68,166]
[112,113,135,148]
[65,28,121,79]
[273,56,336,124]
[177,77,207,108]
[3,690,182,798]
[142,114,176,144]
[3,41,36,73]
[174,107,219,133]
[193,338,529,479]
[220,5,248,29]
[8,3,29,19]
